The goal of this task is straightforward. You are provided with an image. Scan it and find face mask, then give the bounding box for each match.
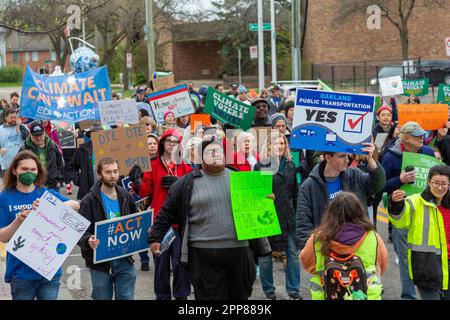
[18,172,37,186]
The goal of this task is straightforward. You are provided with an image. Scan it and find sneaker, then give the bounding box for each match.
[256,265,260,277]
[141,262,150,271]
[288,293,303,300]
[66,183,73,195]
[395,256,399,266]
[265,292,277,300]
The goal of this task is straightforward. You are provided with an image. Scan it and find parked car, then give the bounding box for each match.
[370,60,450,86]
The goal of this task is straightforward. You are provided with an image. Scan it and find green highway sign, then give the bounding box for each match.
[249,23,272,31]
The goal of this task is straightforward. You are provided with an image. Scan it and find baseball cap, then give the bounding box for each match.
[231,83,239,89]
[400,121,426,137]
[136,87,146,94]
[30,121,45,136]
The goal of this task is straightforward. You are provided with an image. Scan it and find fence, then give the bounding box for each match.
[311,57,450,97]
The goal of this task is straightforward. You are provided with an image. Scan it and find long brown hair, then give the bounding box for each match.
[314,192,374,256]
[2,150,46,191]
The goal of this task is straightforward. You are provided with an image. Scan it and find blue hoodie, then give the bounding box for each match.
[381,139,434,195]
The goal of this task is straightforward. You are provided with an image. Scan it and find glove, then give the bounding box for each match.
[161,175,178,188]
[128,165,143,192]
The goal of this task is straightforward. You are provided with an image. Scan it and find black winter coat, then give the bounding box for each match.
[77,181,137,273]
[254,157,298,252]
[22,135,64,189]
[68,141,94,200]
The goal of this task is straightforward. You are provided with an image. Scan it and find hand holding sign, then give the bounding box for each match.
[391,189,407,202]
[89,235,100,250]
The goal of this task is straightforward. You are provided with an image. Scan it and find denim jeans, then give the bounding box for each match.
[417,286,441,300]
[258,232,300,295]
[89,257,136,300]
[10,275,61,300]
[139,251,150,264]
[392,227,416,299]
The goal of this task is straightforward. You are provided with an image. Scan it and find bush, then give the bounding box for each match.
[0,65,23,82]
[133,72,147,86]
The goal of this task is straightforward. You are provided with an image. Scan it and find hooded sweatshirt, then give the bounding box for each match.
[381,139,434,195]
[300,224,388,276]
[138,129,192,221]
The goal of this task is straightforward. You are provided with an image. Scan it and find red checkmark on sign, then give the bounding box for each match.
[347,112,369,130]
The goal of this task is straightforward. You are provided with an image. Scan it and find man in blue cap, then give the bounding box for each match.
[135,87,146,103]
[381,121,435,301]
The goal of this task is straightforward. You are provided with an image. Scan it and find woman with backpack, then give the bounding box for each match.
[388,165,450,300]
[300,192,388,300]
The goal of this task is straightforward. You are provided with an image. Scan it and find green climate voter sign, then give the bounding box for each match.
[230,171,281,240]
[401,152,442,196]
[205,87,256,131]
[437,84,450,105]
[402,78,429,96]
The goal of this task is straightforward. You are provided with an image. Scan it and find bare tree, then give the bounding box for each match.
[337,0,444,59]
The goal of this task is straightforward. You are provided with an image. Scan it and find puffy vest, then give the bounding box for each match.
[310,231,383,300]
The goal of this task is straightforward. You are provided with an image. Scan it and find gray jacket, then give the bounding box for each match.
[296,160,386,249]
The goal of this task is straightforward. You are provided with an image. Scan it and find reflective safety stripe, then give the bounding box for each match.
[310,281,324,292]
[392,198,414,221]
[408,243,442,254]
[422,205,430,248]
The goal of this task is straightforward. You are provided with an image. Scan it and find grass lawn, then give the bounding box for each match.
[0,82,22,88]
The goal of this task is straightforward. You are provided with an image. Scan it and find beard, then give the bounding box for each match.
[102,179,118,188]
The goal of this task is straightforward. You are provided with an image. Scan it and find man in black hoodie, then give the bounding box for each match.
[78,157,137,300]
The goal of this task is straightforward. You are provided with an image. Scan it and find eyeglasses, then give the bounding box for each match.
[430,181,450,190]
[164,139,179,145]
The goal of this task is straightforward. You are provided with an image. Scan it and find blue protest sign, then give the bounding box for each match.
[121,176,142,202]
[20,65,112,122]
[94,210,153,264]
[290,89,375,154]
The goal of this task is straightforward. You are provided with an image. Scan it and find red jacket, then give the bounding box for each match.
[231,151,260,172]
[137,129,192,221]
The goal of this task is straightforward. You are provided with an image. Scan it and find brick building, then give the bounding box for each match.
[5,32,68,74]
[302,0,450,65]
[170,21,227,82]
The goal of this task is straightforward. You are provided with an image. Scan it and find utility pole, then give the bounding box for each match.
[238,48,242,84]
[270,0,277,83]
[146,0,156,84]
[257,0,265,91]
[291,0,301,80]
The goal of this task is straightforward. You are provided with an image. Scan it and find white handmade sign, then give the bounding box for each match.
[7,191,90,280]
[98,99,139,126]
[379,76,404,96]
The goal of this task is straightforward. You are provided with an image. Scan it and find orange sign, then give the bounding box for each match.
[190,114,211,131]
[398,104,448,130]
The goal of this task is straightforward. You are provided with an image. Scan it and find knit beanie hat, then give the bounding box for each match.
[269,113,287,128]
[377,105,392,115]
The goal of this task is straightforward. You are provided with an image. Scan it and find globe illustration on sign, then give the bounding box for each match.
[56,243,67,255]
[391,81,399,88]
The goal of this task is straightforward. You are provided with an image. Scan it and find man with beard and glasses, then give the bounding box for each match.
[78,157,138,300]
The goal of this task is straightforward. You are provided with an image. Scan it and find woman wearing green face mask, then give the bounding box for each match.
[0,150,80,300]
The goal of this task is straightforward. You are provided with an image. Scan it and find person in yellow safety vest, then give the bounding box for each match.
[300,192,388,300]
[388,165,450,300]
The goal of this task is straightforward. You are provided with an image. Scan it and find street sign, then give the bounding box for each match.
[250,46,258,59]
[126,53,132,69]
[249,23,271,32]
[446,38,450,57]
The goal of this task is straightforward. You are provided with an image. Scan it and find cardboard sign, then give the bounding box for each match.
[205,87,256,131]
[437,84,450,105]
[230,171,281,240]
[91,125,151,176]
[398,104,448,130]
[6,191,90,280]
[291,89,375,154]
[153,74,175,92]
[402,78,429,97]
[98,99,139,126]
[94,210,153,264]
[55,121,76,149]
[190,114,211,131]
[20,65,112,122]
[401,152,442,196]
[379,76,404,96]
[147,85,195,123]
